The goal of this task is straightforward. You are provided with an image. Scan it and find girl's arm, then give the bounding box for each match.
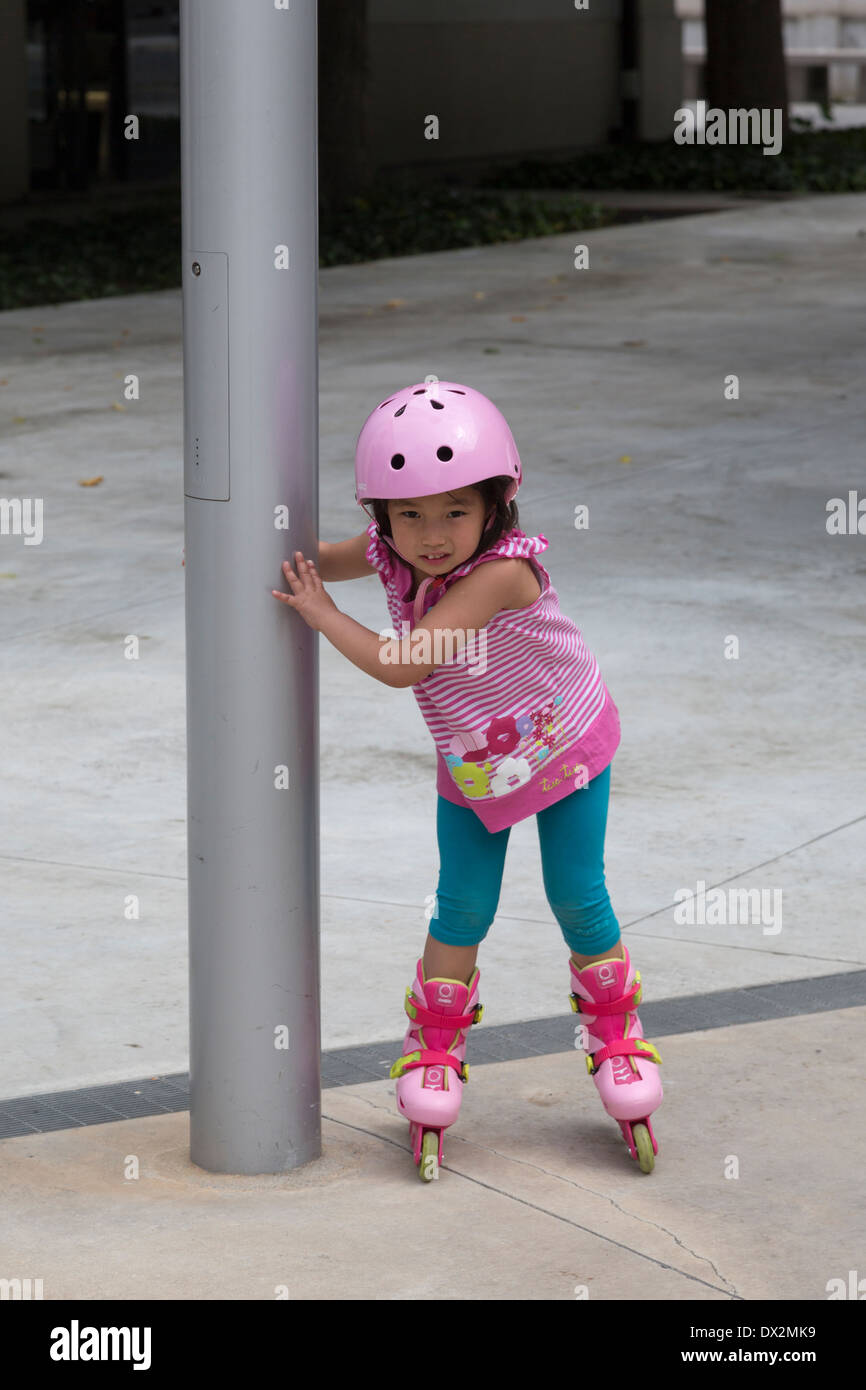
[383,559,523,688]
[274,552,524,688]
[317,531,377,582]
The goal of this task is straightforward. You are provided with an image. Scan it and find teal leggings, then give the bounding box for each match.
[429,764,621,955]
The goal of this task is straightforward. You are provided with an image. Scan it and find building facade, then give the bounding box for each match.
[676,0,866,103]
[0,0,683,206]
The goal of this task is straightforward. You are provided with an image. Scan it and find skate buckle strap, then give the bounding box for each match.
[404,986,484,1030]
[569,976,642,1017]
[389,1049,470,1083]
[585,1037,662,1076]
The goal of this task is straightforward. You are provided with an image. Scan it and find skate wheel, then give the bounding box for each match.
[419,1129,440,1183]
[633,1122,655,1174]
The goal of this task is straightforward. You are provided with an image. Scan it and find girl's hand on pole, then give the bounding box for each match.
[272,552,339,632]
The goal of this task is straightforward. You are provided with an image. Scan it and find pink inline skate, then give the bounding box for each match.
[569,944,662,1173]
[390,961,483,1182]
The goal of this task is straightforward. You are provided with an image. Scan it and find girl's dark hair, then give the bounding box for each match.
[369,476,519,566]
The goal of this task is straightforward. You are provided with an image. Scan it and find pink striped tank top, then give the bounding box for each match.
[365,520,621,833]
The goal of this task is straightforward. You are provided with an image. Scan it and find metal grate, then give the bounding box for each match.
[0,969,862,1140]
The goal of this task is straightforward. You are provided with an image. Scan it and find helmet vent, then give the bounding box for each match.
[390,453,405,470]
[378,398,395,410]
[436,446,453,461]
[447,389,466,395]
[394,405,407,417]
[429,399,444,410]
[412,389,426,395]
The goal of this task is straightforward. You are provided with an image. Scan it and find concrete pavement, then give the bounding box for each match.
[0,191,864,1299]
[3,1007,863,1300]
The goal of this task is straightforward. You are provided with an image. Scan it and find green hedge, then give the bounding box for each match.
[0,182,611,311]
[1,124,863,309]
[484,123,866,194]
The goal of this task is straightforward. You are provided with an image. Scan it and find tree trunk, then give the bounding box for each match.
[318,0,370,211]
[705,0,789,137]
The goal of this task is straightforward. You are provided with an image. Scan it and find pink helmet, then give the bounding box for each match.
[354,381,522,534]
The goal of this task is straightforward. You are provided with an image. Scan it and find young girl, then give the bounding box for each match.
[272,380,662,1181]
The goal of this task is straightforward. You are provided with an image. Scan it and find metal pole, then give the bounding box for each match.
[180,0,321,1173]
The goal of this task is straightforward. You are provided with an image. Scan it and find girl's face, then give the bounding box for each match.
[386,488,488,578]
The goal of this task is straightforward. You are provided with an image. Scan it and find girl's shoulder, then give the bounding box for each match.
[472,529,549,567]
[453,528,549,585]
[458,530,544,575]
[443,529,549,608]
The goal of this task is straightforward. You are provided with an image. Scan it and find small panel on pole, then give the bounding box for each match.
[183,251,230,501]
